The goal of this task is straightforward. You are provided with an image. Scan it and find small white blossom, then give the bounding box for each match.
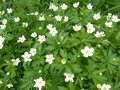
[112,15,120,22]
[31,32,37,38]
[86,22,95,33]
[11,58,20,66]
[97,83,111,90]
[0,43,3,49]
[39,15,45,21]
[105,21,113,28]
[61,4,67,10]
[17,35,26,43]
[7,83,13,88]
[0,80,3,84]
[22,22,28,27]
[7,8,12,14]
[86,22,94,28]
[46,24,53,30]
[55,15,62,21]
[73,2,79,8]
[49,27,58,36]
[64,16,68,22]
[0,10,5,15]
[0,36,5,44]
[93,13,101,20]
[34,12,39,15]
[0,24,6,29]
[0,36,5,49]
[81,46,94,57]
[6,72,10,75]
[2,19,7,25]
[47,24,58,36]
[99,72,102,75]
[73,25,81,31]
[64,73,74,82]
[38,35,46,44]
[34,77,45,90]
[38,70,42,73]
[97,84,102,89]
[22,52,32,62]
[45,54,55,64]
[49,3,58,11]
[30,48,37,56]
[106,13,112,21]
[14,17,20,22]
[94,31,105,38]
[87,3,93,10]
[101,84,111,90]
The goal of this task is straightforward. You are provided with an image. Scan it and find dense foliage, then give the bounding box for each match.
[0,0,120,90]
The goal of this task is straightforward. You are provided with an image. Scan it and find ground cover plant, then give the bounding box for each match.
[0,0,120,90]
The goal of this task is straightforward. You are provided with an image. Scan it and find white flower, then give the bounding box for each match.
[0,24,6,29]
[22,22,28,27]
[49,3,58,11]
[45,54,55,64]
[7,8,12,14]
[0,36,5,49]
[17,35,26,43]
[73,2,79,8]
[34,77,45,90]
[34,12,39,15]
[94,31,105,38]
[0,10,5,15]
[30,48,37,56]
[22,52,32,62]
[0,80,3,84]
[14,17,20,22]
[31,32,37,38]
[38,70,42,73]
[49,27,58,36]
[97,84,102,89]
[106,13,112,21]
[7,83,13,88]
[112,15,120,22]
[73,25,81,31]
[105,21,113,27]
[87,3,93,10]
[39,15,45,21]
[101,84,111,90]
[0,36,5,44]
[87,27,95,34]
[93,13,101,20]
[46,24,58,36]
[46,24,53,30]
[0,43,3,49]
[86,22,94,28]
[6,72,10,75]
[86,22,95,33]
[2,19,7,25]
[55,15,62,21]
[61,4,67,10]
[38,35,46,44]
[64,73,74,82]
[64,16,68,22]
[81,46,94,57]
[11,58,20,66]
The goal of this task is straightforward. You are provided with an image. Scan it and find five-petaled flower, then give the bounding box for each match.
[34,77,45,90]
[64,73,74,82]
[45,54,55,64]
[81,46,94,57]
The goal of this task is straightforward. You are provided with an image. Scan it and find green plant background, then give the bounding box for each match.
[0,0,120,90]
